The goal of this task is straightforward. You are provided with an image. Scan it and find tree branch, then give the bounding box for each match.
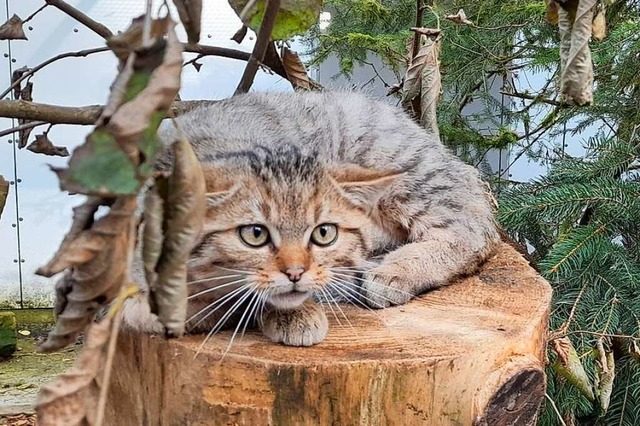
[500,90,566,107]
[45,0,113,39]
[410,0,425,61]
[0,47,109,100]
[0,100,216,126]
[0,120,48,138]
[234,0,282,95]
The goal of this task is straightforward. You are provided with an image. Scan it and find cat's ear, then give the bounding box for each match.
[329,164,402,211]
[201,165,238,207]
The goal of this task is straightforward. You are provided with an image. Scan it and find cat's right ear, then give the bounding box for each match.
[202,165,237,207]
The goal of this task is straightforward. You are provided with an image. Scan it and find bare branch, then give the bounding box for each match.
[45,0,113,39]
[500,90,566,107]
[0,120,47,138]
[0,47,109,100]
[0,100,216,126]
[234,0,282,95]
[23,4,49,25]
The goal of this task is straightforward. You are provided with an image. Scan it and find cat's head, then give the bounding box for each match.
[187,146,398,310]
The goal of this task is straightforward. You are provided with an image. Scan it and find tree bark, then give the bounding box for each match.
[106,243,551,425]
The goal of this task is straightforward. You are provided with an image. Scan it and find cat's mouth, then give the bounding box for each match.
[268,289,311,309]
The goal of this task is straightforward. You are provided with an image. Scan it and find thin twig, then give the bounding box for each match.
[0,120,47,138]
[501,90,566,107]
[0,47,109,100]
[45,0,113,39]
[545,393,568,426]
[23,4,49,24]
[234,0,282,95]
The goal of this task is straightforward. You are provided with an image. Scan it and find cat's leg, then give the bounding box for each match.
[259,300,328,346]
[361,225,498,308]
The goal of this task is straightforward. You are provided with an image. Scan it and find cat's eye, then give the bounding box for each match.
[311,224,338,247]
[238,225,270,247]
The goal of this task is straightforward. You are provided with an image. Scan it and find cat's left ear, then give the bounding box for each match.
[329,164,402,211]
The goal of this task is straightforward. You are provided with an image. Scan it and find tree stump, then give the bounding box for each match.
[106,243,551,426]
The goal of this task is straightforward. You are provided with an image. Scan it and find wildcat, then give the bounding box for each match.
[126,91,499,347]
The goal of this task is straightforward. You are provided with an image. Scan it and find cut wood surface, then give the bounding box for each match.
[106,243,552,426]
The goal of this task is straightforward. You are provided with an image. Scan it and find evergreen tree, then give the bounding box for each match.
[307,1,640,423]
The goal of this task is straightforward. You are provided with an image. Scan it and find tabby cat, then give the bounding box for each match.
[126,91,499,347]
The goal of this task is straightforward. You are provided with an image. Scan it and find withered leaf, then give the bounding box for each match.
[146,137,205,337]
[231,25,248,43]
[106,16,170,61]
[0,174,8,220]
[401,34,439,119]
[0,14,27,40]
[444,9,473,26]
[592,5,606,41]
[557,0,594,106]
[35,318,111,425]
[552,337,595,401]
[191,60,203,72]
[27,133,69,157]
[172,0,202,44]
[36,196,136,352]
[18,82,34,149]
[594,338,615,412]
[282,47,311,91]
[57,20,183,196]
[546,0,559,24]
[419,37,442,137]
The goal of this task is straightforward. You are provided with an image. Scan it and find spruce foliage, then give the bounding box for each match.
[307,0,640,423]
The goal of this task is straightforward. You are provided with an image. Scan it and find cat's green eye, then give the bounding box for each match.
[239,225,270,247]
[311,224,338,247]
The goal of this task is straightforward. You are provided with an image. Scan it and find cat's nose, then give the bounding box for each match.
[284,267,305,283]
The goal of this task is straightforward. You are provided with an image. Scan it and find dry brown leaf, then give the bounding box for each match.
[36,196,136,352]
[172,0,202,44]
[17,81,34,148]
[35,318,111,425]
[444,9,473,26]
[282,47,311,91]
[146,137,205,337]
[552,337,595,400]
[558,0,595,106]
[547,0,559,24]
[401,33,440,120]
[27,133,69,157]
[106,16,170,61]
[0,14,27,40]
[0,174,8,221]
[419,37,442,137]
[592,5,606,41]
[231,25,248,43]
[107,23,183,166]
[594,338,615,412]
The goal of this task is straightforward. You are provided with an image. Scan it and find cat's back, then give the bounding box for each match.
[165,91,448,170]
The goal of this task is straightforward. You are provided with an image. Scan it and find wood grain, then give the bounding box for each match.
[106,243,552,425]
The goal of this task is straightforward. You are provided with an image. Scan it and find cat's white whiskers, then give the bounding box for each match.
[328,280,381,317]
[331,272,417,299]
[187,278,248,300]
[335,277,407,307]
[222,289,263,359]
[320,287,352,329]
[318,288,343,327]
[212,265,254,275]
[187,283,252,328]
[196,285,257,358]
[187,273,244,286]
[239,289,268,342]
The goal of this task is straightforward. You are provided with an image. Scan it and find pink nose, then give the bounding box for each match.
[284,267,305,283]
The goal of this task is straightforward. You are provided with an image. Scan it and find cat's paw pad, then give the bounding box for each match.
[260,303,328,347]
[361,269,413,309]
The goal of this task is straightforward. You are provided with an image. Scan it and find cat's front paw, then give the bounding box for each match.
[361,266,414,309]
[259,301,328,346]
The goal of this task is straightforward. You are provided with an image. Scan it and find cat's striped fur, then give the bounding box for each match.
[127,91,499,347]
